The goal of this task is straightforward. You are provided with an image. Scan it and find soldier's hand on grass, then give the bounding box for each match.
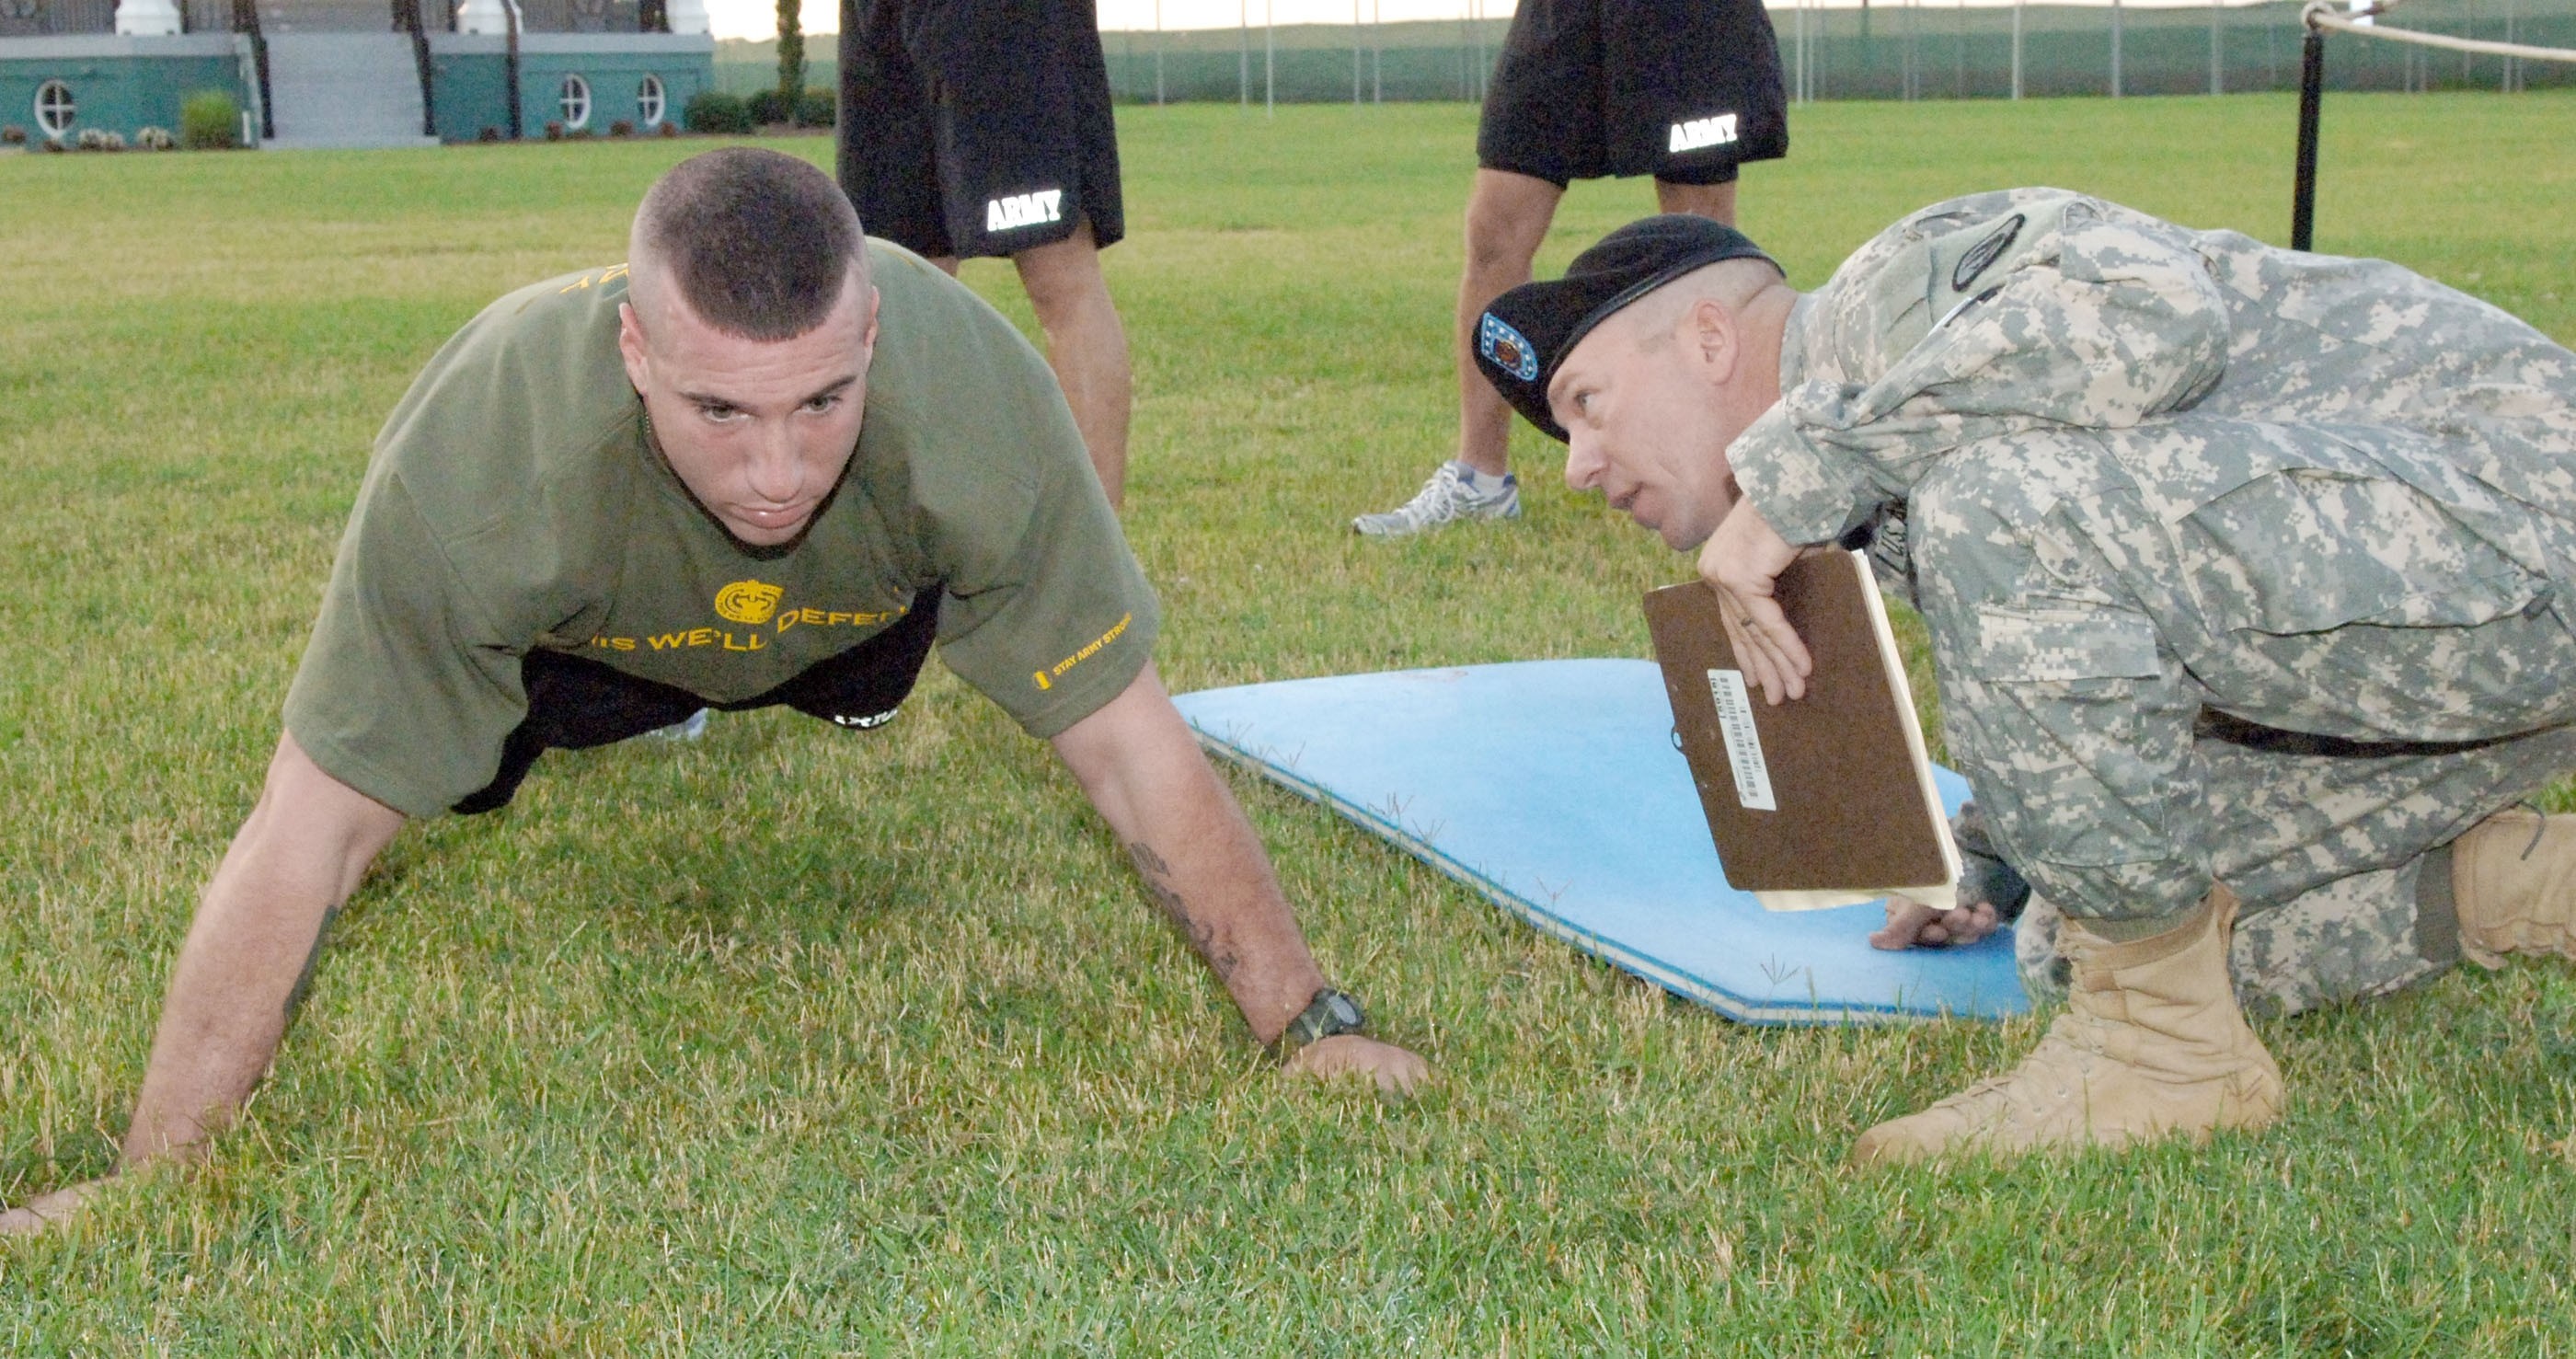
[0,1180,102,1238]
[1869,894,2003,950]
[1697,500,1811,704]
[1284,1034,1431,1097]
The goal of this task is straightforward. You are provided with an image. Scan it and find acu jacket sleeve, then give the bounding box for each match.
[1729,190,2237,547]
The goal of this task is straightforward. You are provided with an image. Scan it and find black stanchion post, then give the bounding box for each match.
[504,0,522,141]
[2292,20,2326,251]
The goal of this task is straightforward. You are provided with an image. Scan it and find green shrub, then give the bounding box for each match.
[744,87,792,127]
[178,90,239,150]
[683,89,751,135]
[794,88,835,128]
[608,118,634,137]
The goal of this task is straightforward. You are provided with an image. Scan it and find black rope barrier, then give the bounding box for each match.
[2292,18,2325,250]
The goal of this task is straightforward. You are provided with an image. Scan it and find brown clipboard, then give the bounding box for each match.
[1642,550,1956,898]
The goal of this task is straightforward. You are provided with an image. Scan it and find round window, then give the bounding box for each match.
[558,74,592,130]
[33,81,75,138]
[637,74,666,128]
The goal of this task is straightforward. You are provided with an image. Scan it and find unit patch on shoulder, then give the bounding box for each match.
[1950,213,2026,293]
[1478,312,1541,383]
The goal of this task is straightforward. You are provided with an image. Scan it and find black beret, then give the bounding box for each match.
[1473,214,1779,443]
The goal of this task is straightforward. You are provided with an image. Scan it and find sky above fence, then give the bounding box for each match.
[709,0,2297,41]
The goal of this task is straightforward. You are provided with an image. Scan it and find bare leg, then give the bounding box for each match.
[1454,168,1564,478]
[1653,178,1739,224]
[1013,220,1133,508]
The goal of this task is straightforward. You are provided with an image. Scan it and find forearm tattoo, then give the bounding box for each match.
[1126,841,1240,980]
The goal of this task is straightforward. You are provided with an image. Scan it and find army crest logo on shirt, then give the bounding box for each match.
[1478,312,1540,383]
[714,580,785,626]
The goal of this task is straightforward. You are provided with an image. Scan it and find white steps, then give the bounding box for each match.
[261,31,440,148]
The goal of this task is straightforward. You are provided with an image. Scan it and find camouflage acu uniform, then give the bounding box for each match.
[1730,189,2576,1014]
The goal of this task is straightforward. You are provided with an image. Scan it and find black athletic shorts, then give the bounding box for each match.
[1476,0,1788,188]
[837,0,1125,260]
[453,586,941,815]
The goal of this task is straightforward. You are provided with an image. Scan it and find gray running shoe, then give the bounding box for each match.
[649,708,709,742]
[1351,460,1522,537]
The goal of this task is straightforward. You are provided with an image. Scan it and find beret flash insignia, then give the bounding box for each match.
[1478,312,1541,383]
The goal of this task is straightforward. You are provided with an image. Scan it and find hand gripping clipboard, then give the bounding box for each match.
[1642,550,1961,910]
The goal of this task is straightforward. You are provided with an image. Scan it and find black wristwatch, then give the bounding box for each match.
[1278,986,1368,1054]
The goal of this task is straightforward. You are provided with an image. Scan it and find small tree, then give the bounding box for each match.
[776,0,804,110]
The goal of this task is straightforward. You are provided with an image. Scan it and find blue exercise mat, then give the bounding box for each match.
[1172,660,2027,1024]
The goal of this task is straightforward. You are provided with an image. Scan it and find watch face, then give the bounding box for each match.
[1285,989,1366,1049]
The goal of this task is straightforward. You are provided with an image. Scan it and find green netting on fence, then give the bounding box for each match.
[1096,19,1511,104]
[1762,0,2576,99]
[1089,6,2576,102]
[713,4,2575,105]
[715,61,841,98]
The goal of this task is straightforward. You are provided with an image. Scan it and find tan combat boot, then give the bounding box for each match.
[1852,886,2284,1164]
[2450,809,2576,967]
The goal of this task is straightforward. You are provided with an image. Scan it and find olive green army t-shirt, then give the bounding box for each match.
[283,244,1158,819]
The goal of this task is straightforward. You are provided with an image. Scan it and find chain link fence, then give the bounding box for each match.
[709,1,2574,101]
[1091,3,2574,102]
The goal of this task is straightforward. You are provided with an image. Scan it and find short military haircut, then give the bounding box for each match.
[631,147,866,341]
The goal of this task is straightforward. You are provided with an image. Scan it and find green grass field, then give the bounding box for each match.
[5,91,2576,1353]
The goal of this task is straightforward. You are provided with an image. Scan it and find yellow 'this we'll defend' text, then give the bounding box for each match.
[587,604,910,655]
